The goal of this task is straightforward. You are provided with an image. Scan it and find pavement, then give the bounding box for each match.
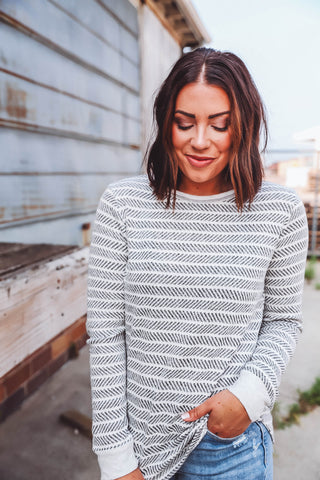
[0,265,319,480]
[273,262,320,480]
[0,345,98,480]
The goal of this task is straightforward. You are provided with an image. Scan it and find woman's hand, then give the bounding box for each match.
[114,468,145,480]
[181,389,251,438]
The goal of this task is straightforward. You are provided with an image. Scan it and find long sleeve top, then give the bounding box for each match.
[86,174,309,480]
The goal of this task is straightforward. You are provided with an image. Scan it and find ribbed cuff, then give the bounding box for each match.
[97,438,139,480]
[228,370,271,422]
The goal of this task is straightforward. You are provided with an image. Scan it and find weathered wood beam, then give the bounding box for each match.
[143,0,182,46]
[59,410,92,439]
[181,32,197,45]
[164,4,183,19]
[0,247,89,377]
[173,19,190,34]
[0,243,77,278]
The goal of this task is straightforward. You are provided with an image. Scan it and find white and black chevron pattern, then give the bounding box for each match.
[86,174,308,480]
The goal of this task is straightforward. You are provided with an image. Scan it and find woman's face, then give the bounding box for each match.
[172,82,233,195]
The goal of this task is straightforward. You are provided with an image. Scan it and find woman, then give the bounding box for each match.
[86,48,309,480]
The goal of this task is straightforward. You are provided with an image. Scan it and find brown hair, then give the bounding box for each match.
[145,47,268,211]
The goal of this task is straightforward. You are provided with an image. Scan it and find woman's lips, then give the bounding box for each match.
[185,154,216,168]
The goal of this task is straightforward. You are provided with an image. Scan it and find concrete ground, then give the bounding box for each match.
[0,346,99,480]
[273,262,320,480]
[0,264,319,480]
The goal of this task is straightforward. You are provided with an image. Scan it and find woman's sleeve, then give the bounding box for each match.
[228,198,309,422]
[86,188,139,480]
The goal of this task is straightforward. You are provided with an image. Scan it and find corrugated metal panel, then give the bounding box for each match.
[0,0,141,245]
[51,0,140,64]
[0,130,141,174]
[140,4,181,155]
[0,71,132,142]
[0,174,127,223]
[0,22,140,117]
[97,0,139,36]
[0,213,104,245]
[0,0,140,88]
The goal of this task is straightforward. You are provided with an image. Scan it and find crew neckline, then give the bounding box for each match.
[175,188,235,203]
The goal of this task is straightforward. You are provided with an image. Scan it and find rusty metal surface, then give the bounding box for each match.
[0,173,128,224]
[0,0,140,89]
[0,0,141,243]
[0,22,140,116]
[0,70,141,144]
[50,0,139,61]
[96,0,139,36]
[0,129,141,174]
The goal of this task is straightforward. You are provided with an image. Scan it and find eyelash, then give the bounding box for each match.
[177,124,229,132]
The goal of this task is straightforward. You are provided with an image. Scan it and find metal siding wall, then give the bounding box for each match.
[0,0,141,245]
[139,4,181,157]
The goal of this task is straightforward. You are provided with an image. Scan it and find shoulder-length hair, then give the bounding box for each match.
[145,47,268,211]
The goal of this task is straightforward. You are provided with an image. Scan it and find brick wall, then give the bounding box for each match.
[0,315,88,423]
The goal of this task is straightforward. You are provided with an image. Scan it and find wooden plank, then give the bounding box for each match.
[0,71,140,145]
[0,242,28,255]
[0,173,138,224]
[0,0,140,90]
[0,247,89,377]
[174,19,190,34]
[0,130,142,174]
[164,4,183,19]
[0,242,75,258]
[0,243,77,278]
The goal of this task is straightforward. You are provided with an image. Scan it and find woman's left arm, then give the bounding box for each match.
[228,197,309,422]
[182,197,309,435]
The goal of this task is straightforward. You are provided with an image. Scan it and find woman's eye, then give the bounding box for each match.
[210,115,230,132]
[212,125,229,132]
[177,124,193,131]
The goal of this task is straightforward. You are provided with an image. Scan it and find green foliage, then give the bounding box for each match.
[273,377,320,429]
[271,402,286,430]
[285,403,301,425]
[304,255,320,287]
[299,377,320,406]
[309,255,318,265]
[305,260,316,281]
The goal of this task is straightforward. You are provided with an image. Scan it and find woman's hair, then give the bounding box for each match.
[145,47,268,211]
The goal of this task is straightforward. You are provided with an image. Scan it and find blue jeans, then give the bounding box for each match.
[169,422,273,479]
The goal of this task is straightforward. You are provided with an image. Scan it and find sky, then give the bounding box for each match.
[192,0,320,163]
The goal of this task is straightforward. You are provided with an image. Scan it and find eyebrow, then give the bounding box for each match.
[175,109,230,119]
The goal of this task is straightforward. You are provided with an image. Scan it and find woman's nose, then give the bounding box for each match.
[190,127,210,150]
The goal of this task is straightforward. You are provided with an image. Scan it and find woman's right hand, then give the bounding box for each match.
[114,467,145,480]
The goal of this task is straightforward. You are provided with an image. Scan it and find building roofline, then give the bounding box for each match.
[141,0,211,48]
[175,0,211,46]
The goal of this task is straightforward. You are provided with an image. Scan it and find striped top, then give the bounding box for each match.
[86,174,308,480]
